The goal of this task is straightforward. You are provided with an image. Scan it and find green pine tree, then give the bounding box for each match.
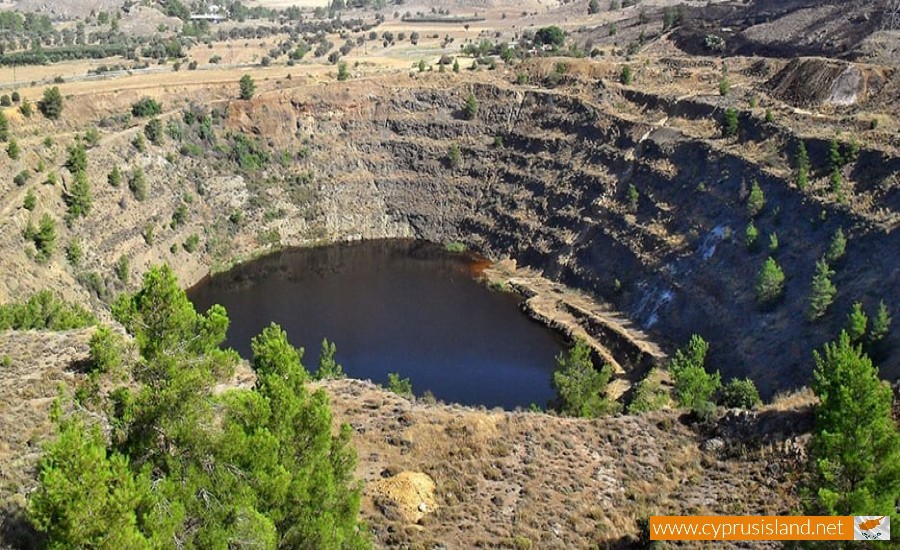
[869,301,891,344]
[669,335,721,410]
[316,338,346,379]
[810,332,900,516]
[825,227,846,265]
[845,302,868,343]
[65,171,93,221]
[553,339,620,417]
[806,258,836,321]
[795,141,809,191]
[756,256,785,307]
[747,179,765,217]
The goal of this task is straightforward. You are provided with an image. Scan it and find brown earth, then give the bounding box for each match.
[0,330,813,548]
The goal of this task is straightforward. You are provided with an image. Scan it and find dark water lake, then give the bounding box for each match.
[188,240,564,409]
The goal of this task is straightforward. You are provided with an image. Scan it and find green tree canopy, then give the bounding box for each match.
[239,74,256,100]
[38,87,63,119]
[756,256,785,307]
[669,335,721,410]
[534,26,565,47]
[807,258,836,321]
[810,332,900,516]
[553,339,620,417]
[30,266,369,548]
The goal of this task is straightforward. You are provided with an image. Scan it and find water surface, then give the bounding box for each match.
[188,240,564,409]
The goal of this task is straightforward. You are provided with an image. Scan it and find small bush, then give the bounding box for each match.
[182,234,200,253]
[88,326,127,374]
[7,139,19,159]
[444,241,466,253]
[38,87,63,119]
[23,188,36,210]
[131,97,163,117]
[387,372,413,396]
[719,378,761,409]
[722,108,738,138]
[619,65,632,85]
[115,255,130,283]
[144,118,164,145]
[128,167,147,201]
[463,93,478,120]
[0,290,96,330]
[627,369,670,414]
[108,166,122,187]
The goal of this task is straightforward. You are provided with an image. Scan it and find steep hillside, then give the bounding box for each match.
[2,62,895,397]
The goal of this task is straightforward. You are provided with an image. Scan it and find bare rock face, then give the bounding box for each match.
[370,471,437,524]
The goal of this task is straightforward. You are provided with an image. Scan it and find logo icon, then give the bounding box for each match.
[854,516,890,541]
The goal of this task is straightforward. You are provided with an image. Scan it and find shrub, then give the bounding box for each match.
[463,93,478,120]
[718,77,730,96]
[1,94,12,107]
[23,188,36,210]
[33,213,57,259]
[88,326,127,374]
[66,141,88,173]
[128,167,148,201]
[144,118,164,145]
[722,108,738,137]
[315,338,345,380]
[553,339,620,417]
[387,372,413,396]
[534,26,565,47]
[768,231,779,253]
[765,108,774,123]
[13,169,30,186]
[239,74,256,100]
[11,90,19,102]
[182,234,200,253]
[38,87,64,119]
[0,110,8,141]
[108,166,122,187]
[115,255,130,284]
[170,203,188,228]
[337,61,349,81]
[448,144,461,169]
[132,133,146,152]
[719,378,761,409]
[619,65,632,85]
[626,183,639,212]
[627,369,670,413]
[19,99,33,118]
[66,237,83,267]
[756,256,785,307]
[131,97,162,117]
[7,139,19,159]
[0,290,96,330]
[84,127,100,148]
